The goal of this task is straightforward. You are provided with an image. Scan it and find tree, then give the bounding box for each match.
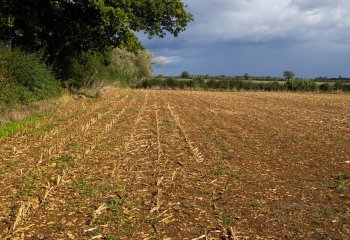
[283,71,295,80]
[181,71,190,78]
[0,0,193,77]
[244,73,250,80]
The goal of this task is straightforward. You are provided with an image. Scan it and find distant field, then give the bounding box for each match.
[0,90,349,239]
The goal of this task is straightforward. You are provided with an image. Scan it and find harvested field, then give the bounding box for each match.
[0,90,349,239]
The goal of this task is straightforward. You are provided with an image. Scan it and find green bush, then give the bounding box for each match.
[181,80,193,89]
[163,78,178,88]
[0,81,35,111]
[206,79,218,89]
[319,83,332,92]
[67,50,111,88]
[192,76,205,89]
[285,79,316,92]
[0,45,62,100]
[139,78,163,88]
[65,48,153,89]
[0,44,62,112]
[342,84,350,92]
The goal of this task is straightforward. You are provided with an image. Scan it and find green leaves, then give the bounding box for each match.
[129,0,193,38]
[0,0,193,78]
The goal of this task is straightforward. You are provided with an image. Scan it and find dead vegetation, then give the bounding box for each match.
[0,90,349,239]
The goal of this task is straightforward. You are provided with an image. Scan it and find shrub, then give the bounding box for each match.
[109,48,153,87]
[65,48,153,89]
[139,78,163,88]
[342,84,350,92]
[192,76,205,89]
[285,79,316,92]
[0,45,62,100]
[67,50,112,88]
[216,80,230,90]
[177,79,192,89]
[0,81,35,108]
[319,83,332,92]
[163,78,178,89]
[206,79,218,89]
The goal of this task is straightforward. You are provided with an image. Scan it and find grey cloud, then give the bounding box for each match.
[140,0,350,77]
[183,0,350,44]
[290,0,347,10]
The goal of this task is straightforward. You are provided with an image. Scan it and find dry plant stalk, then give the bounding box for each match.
[12,199,39,231]
[167,103,204,163]
[41,183,55,204]
[150,189,163,214]
[171,168,181,181]
[154,100,162,162]
[91,203,108,224]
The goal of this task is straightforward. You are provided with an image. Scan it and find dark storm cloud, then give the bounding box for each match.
[140,0,350,77]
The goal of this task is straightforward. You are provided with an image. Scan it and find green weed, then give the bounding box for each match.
[53,155,74,169]
[0,114,45,140]
[68,142,85,151]
[250,199,262,208]
[229,171,246,180]
[214,166,227,176]
[216,212,234,224]
[18,173,38,200]
[143,217,156,224]
[100,184,125,192]
[341,226,350,235]
[108,197,123,215]
[71,179,97,196]
[336,174,350,181]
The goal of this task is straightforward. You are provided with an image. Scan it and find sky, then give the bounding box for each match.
[139,0,350,78]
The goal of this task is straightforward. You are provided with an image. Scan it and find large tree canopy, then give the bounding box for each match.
[0,0,193,69]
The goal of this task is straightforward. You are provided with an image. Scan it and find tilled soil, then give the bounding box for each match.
[0,90,349,240]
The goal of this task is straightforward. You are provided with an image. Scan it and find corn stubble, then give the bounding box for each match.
[0,90,349,239]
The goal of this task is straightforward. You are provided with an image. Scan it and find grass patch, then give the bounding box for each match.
[330,174,350,192]
[336,174,350,181]
[69,142,85,151]
[53,155,75,169]
[341,226,350,235]
[289,224,304,233]
[33,120,60,136]
[71,179,97,196]
[228,171,246,180]
[216,212,234,224]
[108,197,123,214]
[100,184,125,192]
[214,166,227,176]
[0,114,46,140]
[143,217,156,224]
[17,173,38,200]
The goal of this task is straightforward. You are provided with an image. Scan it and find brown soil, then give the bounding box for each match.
[0,90,349,240]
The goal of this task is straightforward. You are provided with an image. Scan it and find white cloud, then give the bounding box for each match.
[152,56,183,65]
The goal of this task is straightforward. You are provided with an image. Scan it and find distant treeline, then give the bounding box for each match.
[137,77,350,93]
[159,74,350,83]
[162,75,350,83]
